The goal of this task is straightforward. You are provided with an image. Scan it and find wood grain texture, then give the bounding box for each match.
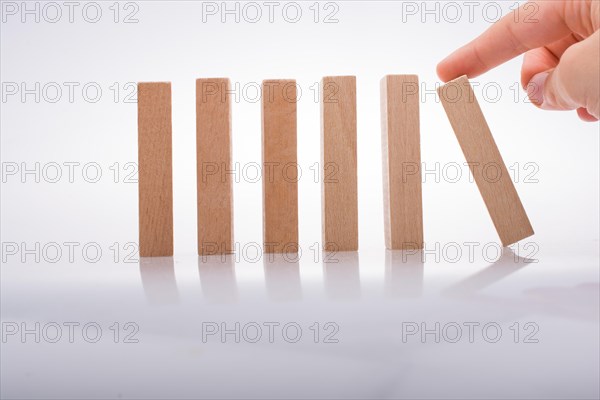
[381,75,424,250]
[438,75,534,246]
[261,79,299,253]
[137,82,173,257]
[321,76,358,252]
[196,78,234,255]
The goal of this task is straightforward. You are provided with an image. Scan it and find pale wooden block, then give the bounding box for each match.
[321,76,358,252]
[137,82,173,257]
[196,78,234,255]
[381,75,424,250]
[261,79,299,253]
[438,75,534,246]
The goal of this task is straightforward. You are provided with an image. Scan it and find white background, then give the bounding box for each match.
[1,1,599,399]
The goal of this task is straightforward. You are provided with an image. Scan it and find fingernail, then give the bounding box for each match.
[528,72,548,107]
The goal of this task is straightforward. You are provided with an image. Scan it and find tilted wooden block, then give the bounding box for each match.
[381,75,424,250]
[261,79,299,253]
[321,76,359,252]
[196,78,234,255]
[137,82,174,257]
[438,75,534,246]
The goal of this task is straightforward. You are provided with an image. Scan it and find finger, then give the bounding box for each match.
[529,32,600,118]
[577,108,599,122]
[437,1,592,81]
[520,34,581,89]
[521,48,559,96]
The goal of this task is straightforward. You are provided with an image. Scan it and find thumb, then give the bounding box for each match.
[528,31,600,120]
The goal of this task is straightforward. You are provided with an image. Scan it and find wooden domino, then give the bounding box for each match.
[321,76,359,252]
[261,79,299,253]
[381,75,424,250]
[196,78,234,255]
[137,82,174,257]
[438,75,534,246]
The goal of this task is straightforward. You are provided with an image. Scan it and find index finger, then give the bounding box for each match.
[436,1,572,82]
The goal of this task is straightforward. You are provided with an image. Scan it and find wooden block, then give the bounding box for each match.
[261,79,299,253]
[196,78,234,255]
[438,75,534,246]
[321,76,358,252]
[381,75,423,250]
[137,82,173,257]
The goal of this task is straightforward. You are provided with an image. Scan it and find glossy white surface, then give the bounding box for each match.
[2,1,599,399]
[2,244,599,399]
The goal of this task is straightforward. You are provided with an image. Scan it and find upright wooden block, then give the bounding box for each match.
[321,76,358,252]
[381,75,423,250]
[261,79,299,253]
[137,82,173,257]
[196,78,234,255]
[438,75,534,246]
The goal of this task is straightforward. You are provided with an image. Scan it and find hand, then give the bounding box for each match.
[437,0,599,122]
